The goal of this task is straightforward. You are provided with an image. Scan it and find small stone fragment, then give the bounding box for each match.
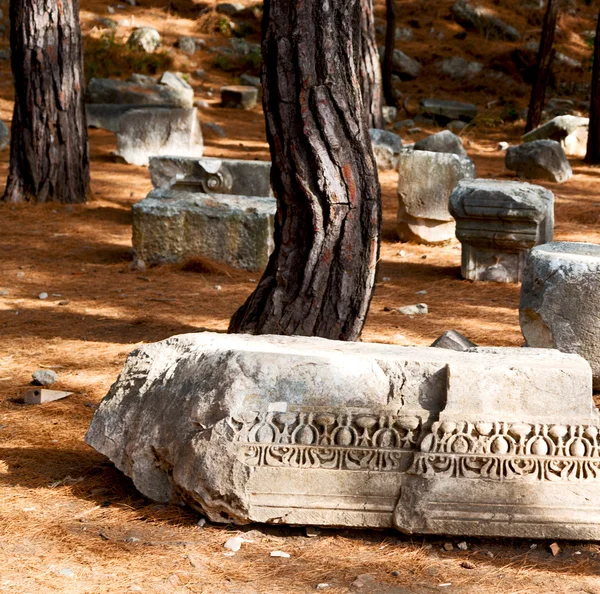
[127,27,161,53]
[382,105,398,125]
[204,122,227,138]
[443,542,454,551]
[316,585,330,590]
[460,560,475,569]
[457,541,468,550]
[497,141,509,151]
[305,526,320,537]
[431,330,477,352]
[177,36,197,55]
[549,542,561,556]
[24,389,72,405]
[270,550,290,558]
[221,85,258,110]
[32,369,59,386]
[38,292,48,300]
[397,303,428,315]
[224,536,244,552]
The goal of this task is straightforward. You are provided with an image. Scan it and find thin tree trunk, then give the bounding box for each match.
[3,0,90,203]
[585,10,600,164]
[229,0,381,341]
[525,0,559,133]
[382,0,397,107]
[359,0,383,129]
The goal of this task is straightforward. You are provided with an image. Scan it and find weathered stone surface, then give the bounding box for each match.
[430,330,477,351]
[414,130,467,157]
[452,0,520,41]
[0,119,8,151]
[397,150,476,244]
[240,73,261,88]
[116,108,204,167]
[149,156,272,197]
[221,85,258,109]
[505,140,573,183]
[132,189,276,270]
[450,179,554,283]
[86,331,600,539]
[86,104,170,133]
[369,129,403,171]
[127,27,161,52]
[382,106,397,125]
[177,36,197,55]
[379,48,421,80]
[435,56,483,80]
[520,242,600,390]
[419,99,477,125]
[158,71,192,90]
[86,78,194,108]
[522,115,589,158]
[32,369,58,386]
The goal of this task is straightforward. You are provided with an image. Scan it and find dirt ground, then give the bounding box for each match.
[2,0,600,592]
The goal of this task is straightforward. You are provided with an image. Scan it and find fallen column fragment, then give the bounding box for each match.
[86,332,600,540]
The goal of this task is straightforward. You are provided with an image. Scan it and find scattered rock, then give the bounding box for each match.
[505,140,572,183]
[394,119,414,130]
[435,56,483,79]
[32,369,59,386]
[395,27,414,41]
[224,536,244,552]
[522,115,589,158]
[270,550,291,558]
[0,120,8,151]
[316,585,330,591]
[431,330,477,351]
[96,17,118,29]
[305,526,320,537]
[370,129,403,170]
[419,98,477,124]
[443,542,454,551]
[204,122,227,138]
[176,36,197,55]
[127,27,161,53]
[414,130,467,157]
[382,106,398,125]
[397,303,428,315]
[240,73,261,88]
[221,85,258,109]
[452,0,520,41]
[457,541,468,550]
[447,120,467,133]
[195,99,210,109]
[158,71,192,90]
[38,292,49,300]
[194,69,206,80]
[0,49,10,60]
[216,2,244,15]
[549,542,561,556]
[390,49,421,80]
[497,141,509,151]
[460,560,476,569]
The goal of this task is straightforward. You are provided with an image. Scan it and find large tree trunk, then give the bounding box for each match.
[228,0,381,341]
[3,0,90,203]
[525,0,559,133]
[382,0,397,107]
[359,0,383,129]
[585,9,600,164]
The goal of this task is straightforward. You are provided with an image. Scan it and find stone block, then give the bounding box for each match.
[116,108,204,167]
[506,140,572,183]
[149,156,272,197]
[522,115,589,158]
[221,85,258,109]
[132,188,276,270]
[87,104,173,133]
[397,150,476,244]
[370,129,403,171]
[419,99,477,124]
[450,179,554,283]
[520,242,600,390]
[452,0,520,41]
[430,330,476,351]
[86,78,193,108]
[414,130,467,157]
[24,389,72,404]
[86,331,600,540]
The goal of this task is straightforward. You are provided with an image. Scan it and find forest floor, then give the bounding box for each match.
[1,0,600,592]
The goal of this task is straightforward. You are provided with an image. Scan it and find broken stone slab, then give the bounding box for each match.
[390,49,421,80]
[452,0,520,41]
[520,242,600,390]
[116,108,204,167]
[522,115,589,158]
[430,330,477,351]
[86,78,193,108]
[419,99,477,125]
[221,85,258,109]
[505,140,572,184]
[24,389,72,405]
[397,150,476,244]
[449,179,554,283]
[149,156,272,197]
[132,189,276,270]
[369,129,403,171]
[86,331,600,540]
[413,130,467,157]
[158,71,193,91]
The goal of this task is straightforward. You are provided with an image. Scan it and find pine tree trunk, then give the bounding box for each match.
[3,0,90,203]
[382,0,397,107]
[228,0,381,341]
[525,0,558,133]
[585,10,600,164]
[359,0,383,129]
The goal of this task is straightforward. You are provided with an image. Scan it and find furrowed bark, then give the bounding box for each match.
[382,0,397,107]
[3,0,90,203]
[359,0,383,129]
[228,0,382,341]
[585,8,600,164]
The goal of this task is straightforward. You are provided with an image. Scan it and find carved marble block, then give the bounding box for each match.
[520,242,600,390]
[397,150,476,244]
[86,332,600,540]
[149,156,273,198]
[449,179,554,283]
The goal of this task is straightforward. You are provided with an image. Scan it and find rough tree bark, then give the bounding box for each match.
[359,0,383,129]
[3,0,90,203]
[585,9,600,164]
[382,0,397,107]
[228,0,381,341]
[525,0,559,133]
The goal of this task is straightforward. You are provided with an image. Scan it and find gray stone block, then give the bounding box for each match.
[506,140,572,183]
[414,130,467,157]
[87,104,174,133]
[149,156,272,197]
[452,0,520,41]
[132,189,276,270]
[369,129,403,171]
[116,108,204,167]
[221,85,258,109]
[430,330,477,351]
[419,98,477,124]
[522,115,589,158]
[86,331,600,540]
[520,242,600,390]
[397,150,475,244]
[450,179,554,283]
[86,77,193,108]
